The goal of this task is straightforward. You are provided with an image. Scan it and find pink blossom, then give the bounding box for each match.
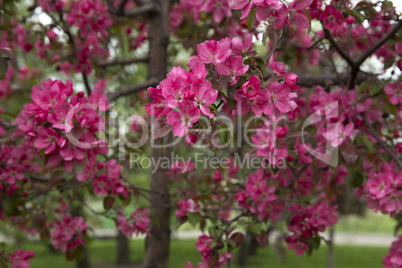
[117,208,150,237]
[175,198,200,219]
[383,235,402,268]
[269,56,286,75]
[324,122,354,148]
[231,33,253,55]
[197,39,232,65]
[384,83,402,105]
[274,0,313,30]
[166,100,200,137]
[169,160,195,175]
[34,127,66,154]
[203,0,232,23]
[192,81,218,118]
[215,56,249,85]
[286,236,309,256]
[160,67,190,109]
[235,89,270,117]
[229,0,254,19]
[50,216,87,253]
[93,175,111,195]
[31,79,73,111]
[264,82,297,114]
[188,62,207,85]
[319,5,343,34]
[242,75,261,98]
[11,249,35,268]
[255,1,282,22]
[146,86,172,118]
[196,234,213,261]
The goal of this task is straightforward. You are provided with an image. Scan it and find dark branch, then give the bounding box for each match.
[323,28,355,68]
[82,72,92,95]
[355,20,402,68]
[117,0,129,15]
[97,56,149,67]
[107,78,160,102]
[264,71,377,88]
[266,25,288,61]
[109,2,157,17]
[361,113,402,170]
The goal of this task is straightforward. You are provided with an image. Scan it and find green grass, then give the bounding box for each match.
[10,239,388,268]
[336,211,396,234]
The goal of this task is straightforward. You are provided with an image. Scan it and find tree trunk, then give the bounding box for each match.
[116,230,131,265]
[143,1,171,268]
[73,194,91,268]
[327,227,335,268]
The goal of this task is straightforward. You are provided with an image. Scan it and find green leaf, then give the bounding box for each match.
[302,9,312,35]
[369,85,382,97]
[217,125,230,143]
[348,170,365,187]
[311,234,321,250]
[2,195,22,216]
[246,8,256,30]
[226,239,237,250]
[360,136,374,154]
[103,196,115,211]
[249,223,262,235]
[345,9,365,22]
[0,58,8,80]
[208,226,217,238]
[384,56,395,70]
[255,57,267,76]
[357,81,371,93]
[188,213,202,227]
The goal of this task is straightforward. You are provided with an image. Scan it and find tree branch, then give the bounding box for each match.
[82,72,92,95]
[361,113,402,170]
[264,71,378,88]
[355,20,402,67]
[97,56,149,67]
[109,2,157,17]
[266,25,288,61]
[117,0,129,15]
[323,28,355,68]
[107,78,160,102]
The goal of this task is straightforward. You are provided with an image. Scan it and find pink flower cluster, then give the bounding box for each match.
[236,168,282,221]
[16,79,109,171]
[365,164,402,216]
[383,235,402,268]
[10,249,35,268]
[0,143,37,193]
[286,201,338,256]
[175,198,200,219]
[146,60,219,137]
[50,216,87,253]
[147,36,296,138]
[66,0,112,39]
[229,0,313,30]
[77,159,130,198]
[170,0,231,25]
[385,82,402,105]
[186,235,232,268]
[117,208,151,237]
[168,160,195,175]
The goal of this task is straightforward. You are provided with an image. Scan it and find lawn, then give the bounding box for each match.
[11,239,388,268]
